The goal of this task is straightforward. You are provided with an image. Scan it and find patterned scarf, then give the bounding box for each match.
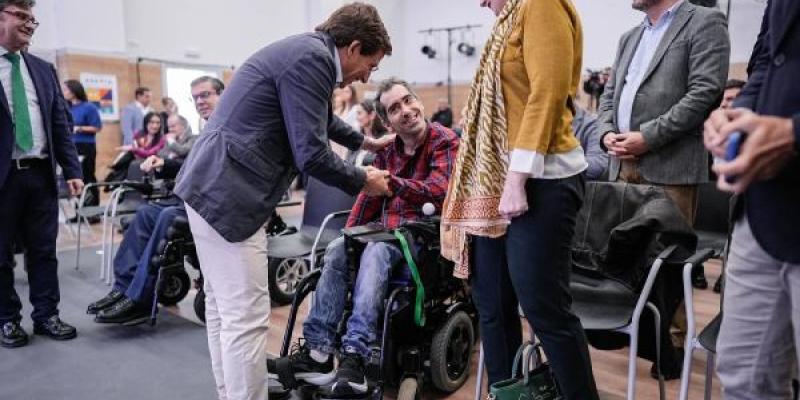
[441,0,523,279]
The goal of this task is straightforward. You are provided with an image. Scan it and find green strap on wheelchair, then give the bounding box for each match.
[393,230,426,327]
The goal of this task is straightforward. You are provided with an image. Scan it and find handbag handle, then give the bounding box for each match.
[509,341,545,385]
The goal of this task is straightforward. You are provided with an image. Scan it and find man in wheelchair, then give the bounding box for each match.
[86,76,224,324]
[268,78,459,396]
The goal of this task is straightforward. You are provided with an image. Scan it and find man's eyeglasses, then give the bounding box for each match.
[191,91,215,102]
[2,10,39,27]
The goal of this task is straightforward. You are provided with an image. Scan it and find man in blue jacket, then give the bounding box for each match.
[0,0,83,348]
[174,4,394,399]
[704,0,800,397]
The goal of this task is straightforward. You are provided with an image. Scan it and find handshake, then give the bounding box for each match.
[363,166,393,197]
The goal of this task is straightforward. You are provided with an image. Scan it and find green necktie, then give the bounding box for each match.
[4,52,33,152]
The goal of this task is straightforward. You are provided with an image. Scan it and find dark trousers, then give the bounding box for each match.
[112,199,185,305]
[0,160,60,324]
[74,142,98,206]
[471,175,599,400]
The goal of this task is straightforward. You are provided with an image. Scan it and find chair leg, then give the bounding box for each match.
[679,339,695,400]
[704,351,715,400]
[646,303,666,400]
[626,321,640,400]
[474,343,485,400]
[150,268,164,326]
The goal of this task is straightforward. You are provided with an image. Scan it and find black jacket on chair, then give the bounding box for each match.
[733,0,800,263]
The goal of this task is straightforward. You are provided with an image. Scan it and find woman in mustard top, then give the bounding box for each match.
[441,0,598,398]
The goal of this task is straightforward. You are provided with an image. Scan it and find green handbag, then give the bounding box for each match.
[487,341,561,400]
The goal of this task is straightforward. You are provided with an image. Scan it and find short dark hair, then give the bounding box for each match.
[190,75,225,94]
[63,79,87,102]
[315,2,392,56]
[0,0,36,11]
[725,79,746,90]
[373,77,418,122]
[134,87,150,98]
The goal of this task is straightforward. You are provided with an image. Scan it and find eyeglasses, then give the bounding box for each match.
[1,10,39,27]
[191,91,215,102]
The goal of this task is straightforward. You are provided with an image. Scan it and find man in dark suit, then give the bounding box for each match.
[0,0,83,348]
[174,4,394,399]
[704,1,800,397]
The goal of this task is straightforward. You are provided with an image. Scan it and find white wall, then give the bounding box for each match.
[29,0,766,79]
[122,0,307,67]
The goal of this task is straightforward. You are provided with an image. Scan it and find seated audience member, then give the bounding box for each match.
[431,98,453,128]
[346,99,388,166]
[104,112,166,183]
[140,114,195,179]
[269,78,459,397]
[720,79,746,110]
[572,106,608,181]
[87,76,224,324]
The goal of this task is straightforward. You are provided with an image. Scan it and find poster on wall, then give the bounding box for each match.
[79,73,119,121]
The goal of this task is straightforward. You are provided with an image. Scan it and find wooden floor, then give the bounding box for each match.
[56,197,724,400]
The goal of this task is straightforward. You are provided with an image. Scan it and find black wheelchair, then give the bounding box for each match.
[148,209,296,324]
[270,217,477,400]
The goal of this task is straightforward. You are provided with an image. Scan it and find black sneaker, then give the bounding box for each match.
[327,351,368,396]
[267,341,335,387]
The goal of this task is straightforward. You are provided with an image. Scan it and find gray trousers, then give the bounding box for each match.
[717,214,800,399]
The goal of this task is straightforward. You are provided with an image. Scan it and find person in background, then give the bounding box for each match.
[63,79,101,207]
[159,96,178,135]
[120,87,152,146]
[334,84,360,130]
[431,98,453,128]
[572,105,608,181]
[125,112,166,160]
[441,1,599,398]
[139,114,194,179]
[346,98,387,166]
[720,79,746,110]
[0,0,84,349]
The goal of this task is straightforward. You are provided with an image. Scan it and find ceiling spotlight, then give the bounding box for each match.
[421,45,437,59]
[457,42,475,57]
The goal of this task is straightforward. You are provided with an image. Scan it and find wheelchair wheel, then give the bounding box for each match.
[429,310,474,393]
[397,377,420,400]
[194,288,206,323]
[158,270,191,306]
[268,257,309,305]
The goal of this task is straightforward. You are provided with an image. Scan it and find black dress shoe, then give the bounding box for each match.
[33,316,77,341]
[1,321,29,348]
[87,289,124,314]
[691,266,708,290]
[94,297,149,324]
[713,275,724,293]
[650,348,684,380]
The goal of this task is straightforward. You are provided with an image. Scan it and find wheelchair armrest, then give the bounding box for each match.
[308,210,352,267]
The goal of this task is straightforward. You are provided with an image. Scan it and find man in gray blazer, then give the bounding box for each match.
[598,0,729,225]
[119,87,151,146]
[597,0,729,379]
[174,4,393,400]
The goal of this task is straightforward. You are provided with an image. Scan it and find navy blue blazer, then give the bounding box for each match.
[0,52,81,189]
[175,32,366,242]
[733,0,800,262]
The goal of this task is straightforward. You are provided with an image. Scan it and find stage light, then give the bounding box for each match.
[421,45,437,59]
[457,42,475,57]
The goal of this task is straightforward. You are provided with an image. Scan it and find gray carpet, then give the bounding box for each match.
[1,246,216,400]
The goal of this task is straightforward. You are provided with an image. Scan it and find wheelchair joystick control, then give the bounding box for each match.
[422,203,436,217]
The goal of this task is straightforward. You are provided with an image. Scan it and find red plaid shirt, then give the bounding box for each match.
[346,123,459,229]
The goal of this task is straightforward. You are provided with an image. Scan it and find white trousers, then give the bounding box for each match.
[186,204,270,400]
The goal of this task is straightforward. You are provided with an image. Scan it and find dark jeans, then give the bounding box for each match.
[112,199,185,305]
[74,142,98,206]
[471,175,599,400]
[0,160,60,324]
